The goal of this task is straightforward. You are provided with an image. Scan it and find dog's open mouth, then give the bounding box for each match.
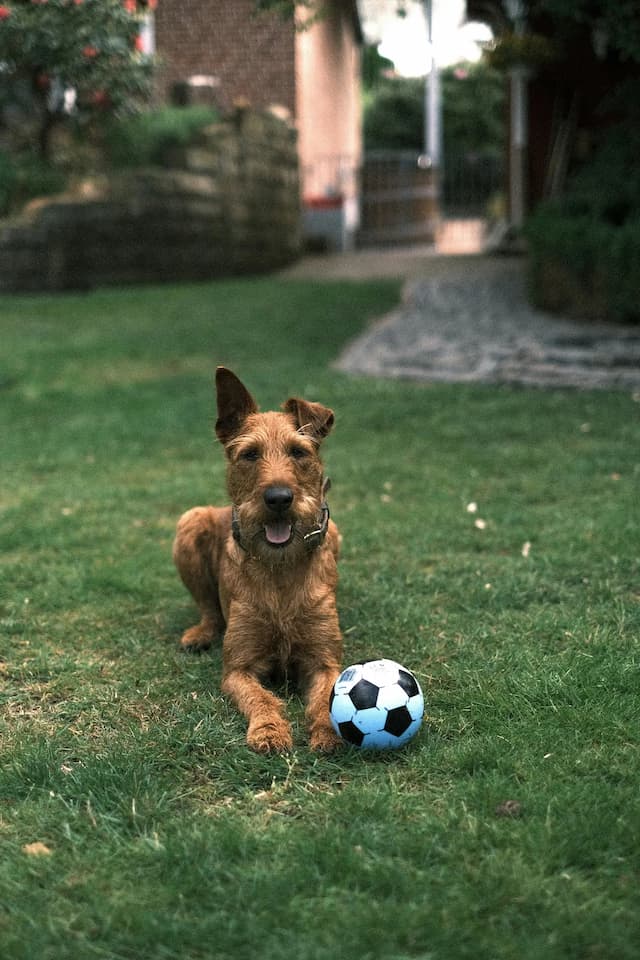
[264,521,293,546]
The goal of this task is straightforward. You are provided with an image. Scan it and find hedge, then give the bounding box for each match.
[526,117,640,324]
[526,208,640,324]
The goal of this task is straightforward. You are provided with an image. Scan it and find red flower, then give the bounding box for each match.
[123,0,136,11]
[82,45,98,58]
[90,89,110,108]
[134,34,144,52]
[0,5,11,18]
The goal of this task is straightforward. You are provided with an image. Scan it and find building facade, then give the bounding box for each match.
[153,0,362,250]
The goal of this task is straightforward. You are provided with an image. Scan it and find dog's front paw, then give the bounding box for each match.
[247,718,293,754]
[309,725,343,753]
[180,623,214,652]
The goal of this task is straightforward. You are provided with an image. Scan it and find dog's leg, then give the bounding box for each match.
[304,663,343,752]
[173,506,228,651]
[221,619,293,753]
[222,669,293,753]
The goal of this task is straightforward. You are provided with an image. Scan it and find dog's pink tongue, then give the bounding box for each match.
[265,521,291,545]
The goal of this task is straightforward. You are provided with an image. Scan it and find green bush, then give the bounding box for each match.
[0,150,66,218]
[526,121,640,323]
[363,77,424,151]
[526,208,640,323]
[0,152,17,217]
[561,125,640,226]
[363,63,505,159]
[608,218,640,319]
[103,106,220,168]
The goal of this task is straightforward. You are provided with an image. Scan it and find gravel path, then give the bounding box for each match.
[283,251,640,390]
[335,257,640,389]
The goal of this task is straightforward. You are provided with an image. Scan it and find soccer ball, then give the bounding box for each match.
[329,659,424,750]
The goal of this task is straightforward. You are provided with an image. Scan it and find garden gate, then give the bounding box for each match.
[358,151,438,246]
[358,149,503,248]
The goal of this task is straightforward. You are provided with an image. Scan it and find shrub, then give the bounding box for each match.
[363,62,505,160]
[526,208,640,323]
[526,120,640,323]
[103,106,220,167]
[0,0,155,162]
[0,152,17,217]
[363,77,424,152]
[0,150,66,217]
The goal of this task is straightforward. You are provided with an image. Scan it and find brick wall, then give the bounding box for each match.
[155,0,296,115]
[0,109,301,293]
[153,0,363,251]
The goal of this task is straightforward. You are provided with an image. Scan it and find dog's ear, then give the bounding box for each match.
[283,397,335,442]
[215,367,259,443]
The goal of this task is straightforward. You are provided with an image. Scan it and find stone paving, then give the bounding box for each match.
[282,250,640,391]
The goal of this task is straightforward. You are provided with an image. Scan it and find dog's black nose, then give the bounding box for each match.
[263,486,293,512]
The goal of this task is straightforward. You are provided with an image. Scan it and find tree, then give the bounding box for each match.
[440,62,504,161]
[362,42,395,93]
[531,0,640,64]
[0,0,156,160]
[363,61,505,159]
[363,76,424,151]
[252,0,323,29]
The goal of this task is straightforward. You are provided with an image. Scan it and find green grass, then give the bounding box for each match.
[1,274,639,960]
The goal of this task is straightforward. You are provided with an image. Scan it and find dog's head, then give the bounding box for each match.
[215,367,334,563]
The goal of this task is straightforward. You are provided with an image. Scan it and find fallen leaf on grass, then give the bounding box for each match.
[474,518,486,530]
[23,842,52,857]
[521,541,531,558]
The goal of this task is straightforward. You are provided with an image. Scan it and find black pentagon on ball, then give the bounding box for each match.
[348,678,380,710]
[384,705,413,737]
[397,669,420,698]
[338,720,365,747]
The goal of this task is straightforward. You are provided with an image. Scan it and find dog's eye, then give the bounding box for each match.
[239,447,260,462]
[289,445,308,460]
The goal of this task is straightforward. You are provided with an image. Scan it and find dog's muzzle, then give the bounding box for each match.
[232,478,331,554]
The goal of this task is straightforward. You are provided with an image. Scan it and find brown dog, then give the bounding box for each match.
[173,367,343,753]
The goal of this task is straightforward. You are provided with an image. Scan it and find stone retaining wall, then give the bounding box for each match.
[0,108,301,293]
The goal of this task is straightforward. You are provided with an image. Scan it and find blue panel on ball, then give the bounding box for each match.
[407,693,425,721]
[329,693,357,726]
[360,729,402,750]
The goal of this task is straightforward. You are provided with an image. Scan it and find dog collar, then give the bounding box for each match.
[302,501,330,551]
[232,477,331,554]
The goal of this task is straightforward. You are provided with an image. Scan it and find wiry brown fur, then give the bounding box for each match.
[173,367,343,753]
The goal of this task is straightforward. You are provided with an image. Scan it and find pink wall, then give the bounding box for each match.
[295,1,362,206]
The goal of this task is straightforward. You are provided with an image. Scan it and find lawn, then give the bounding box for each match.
[1,275,639,960]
